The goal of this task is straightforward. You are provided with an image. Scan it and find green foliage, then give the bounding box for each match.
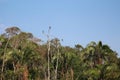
[0,27,120,80]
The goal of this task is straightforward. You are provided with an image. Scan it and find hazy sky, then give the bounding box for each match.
[0,0,120,55]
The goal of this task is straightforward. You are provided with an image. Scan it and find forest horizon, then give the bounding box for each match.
[1,0,120,79]
[0,26,120,80]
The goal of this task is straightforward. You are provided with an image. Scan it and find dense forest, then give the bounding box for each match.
[0,27,120,80]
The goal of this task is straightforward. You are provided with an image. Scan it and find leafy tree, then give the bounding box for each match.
[0,27,120,80]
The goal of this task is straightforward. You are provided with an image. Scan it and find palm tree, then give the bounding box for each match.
[81,41,111,79]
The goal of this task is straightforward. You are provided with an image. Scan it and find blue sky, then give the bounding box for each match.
[0,0,120,55]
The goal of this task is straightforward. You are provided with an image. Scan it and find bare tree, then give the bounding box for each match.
[42,26,51,80]
[54,39,60,80]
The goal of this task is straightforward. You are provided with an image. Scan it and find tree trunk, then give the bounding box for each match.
[23,65,29,80]
[47,40,50,80]
[54,44,59,80]
[70,68,74,80]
